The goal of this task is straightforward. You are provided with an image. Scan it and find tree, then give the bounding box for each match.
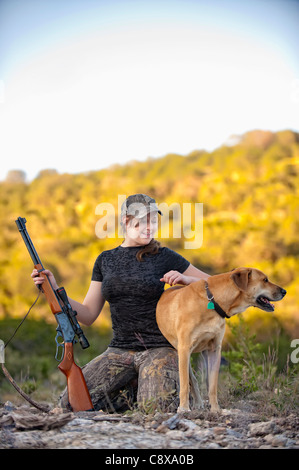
[5,170,26,183]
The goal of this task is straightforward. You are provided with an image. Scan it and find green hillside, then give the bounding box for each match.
[0,129,298,341]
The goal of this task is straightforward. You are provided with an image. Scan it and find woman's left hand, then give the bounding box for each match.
[160,270,189,286]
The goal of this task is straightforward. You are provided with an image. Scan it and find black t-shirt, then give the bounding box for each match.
[92,245,190,350]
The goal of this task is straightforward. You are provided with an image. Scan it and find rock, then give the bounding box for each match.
[0,408,73,431]
[156,423,169,433]
[226,428,243,439]
[264,434,288,447]
[212,426,226,435]
[177,418,199,431]
[1,405,299,449]
[165,430,185,440]
[155,413,198,434]
[206,442,221,449]
[3,401,16,412]
[160,413,181,430]
[193,428,213,441]
[248,420,276,436]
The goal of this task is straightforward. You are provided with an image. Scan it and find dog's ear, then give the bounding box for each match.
[231,268,252,291]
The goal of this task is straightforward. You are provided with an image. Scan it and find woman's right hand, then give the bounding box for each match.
[31,268,59,291]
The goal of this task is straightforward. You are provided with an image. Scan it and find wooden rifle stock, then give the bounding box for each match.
[58,343,94,412]
[15,217,94,412]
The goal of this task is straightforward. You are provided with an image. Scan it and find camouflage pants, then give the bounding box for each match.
[60,347,180,413]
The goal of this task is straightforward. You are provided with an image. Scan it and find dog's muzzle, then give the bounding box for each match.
[255,288,287,312]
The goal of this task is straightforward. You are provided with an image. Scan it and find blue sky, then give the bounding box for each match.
[0,0,298,181]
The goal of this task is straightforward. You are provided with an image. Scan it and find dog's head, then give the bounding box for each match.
[230,267,287,312]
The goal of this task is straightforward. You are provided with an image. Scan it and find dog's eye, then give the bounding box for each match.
[264,278,268,283]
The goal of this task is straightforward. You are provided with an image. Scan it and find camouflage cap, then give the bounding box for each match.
[121,194,163,219]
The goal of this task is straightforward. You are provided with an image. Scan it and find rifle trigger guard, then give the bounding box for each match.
[55,330,64,362]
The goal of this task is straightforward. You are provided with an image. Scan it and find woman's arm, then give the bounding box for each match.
[182,263,210,282]
[160,264,210,286]
[68,281,105,326]
[31,269,105,326]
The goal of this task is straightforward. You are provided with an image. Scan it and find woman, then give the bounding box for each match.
[32,194,209,412]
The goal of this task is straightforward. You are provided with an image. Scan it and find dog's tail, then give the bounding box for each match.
[189,363,204,409]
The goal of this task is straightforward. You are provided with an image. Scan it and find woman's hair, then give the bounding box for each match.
[121,214,161,261]
[136,238,161,261]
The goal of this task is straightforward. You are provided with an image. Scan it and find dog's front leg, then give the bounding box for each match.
[207,346,222,413]
[177,346,191,412]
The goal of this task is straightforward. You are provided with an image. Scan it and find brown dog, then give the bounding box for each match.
[156,267,286,413]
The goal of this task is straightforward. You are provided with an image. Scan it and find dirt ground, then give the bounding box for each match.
[0,400,298,450]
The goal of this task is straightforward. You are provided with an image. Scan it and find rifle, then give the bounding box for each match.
[15,217,94,412]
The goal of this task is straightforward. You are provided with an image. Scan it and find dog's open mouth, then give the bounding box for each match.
[256,295,275,312]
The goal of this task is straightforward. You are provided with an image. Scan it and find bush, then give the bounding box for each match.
[220,316,299,413]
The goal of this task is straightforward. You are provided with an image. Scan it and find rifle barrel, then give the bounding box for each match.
[15,217,43,268]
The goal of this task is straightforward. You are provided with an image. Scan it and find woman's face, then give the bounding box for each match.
[124,212,159,245]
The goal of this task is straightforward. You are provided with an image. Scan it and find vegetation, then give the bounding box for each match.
[0,128,298,408]
[219,316,299,415]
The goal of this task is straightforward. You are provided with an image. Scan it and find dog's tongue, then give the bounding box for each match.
[261,297,275,309]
